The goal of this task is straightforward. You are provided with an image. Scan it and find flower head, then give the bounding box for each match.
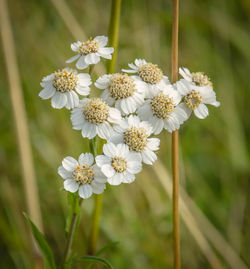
[39,68,91,109]
[137,83,189,134]
[58,153,107,199]
[66,36,114,69]
[95,73,145,115]
[111,115,160,165]
[122,59,170,97]
[176,82,220,119]
[95,142,142,185]
[71,97,122,139]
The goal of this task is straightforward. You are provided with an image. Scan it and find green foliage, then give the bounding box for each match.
[23,213,56,269]
[66,255,113,268]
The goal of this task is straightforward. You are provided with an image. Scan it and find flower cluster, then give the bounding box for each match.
[39,35,220,199]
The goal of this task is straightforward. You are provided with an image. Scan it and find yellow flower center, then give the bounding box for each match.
[184,90,203,110]
[108,73,136,100]
[123,127,148,152]
[138,63,163,84]
[150,93,175,119]
[78,38,99,55]
[191,72,212,87]
[72,165,94,185]
[111,156,127,173]
[83,98,109,124]
[53,69,78,93]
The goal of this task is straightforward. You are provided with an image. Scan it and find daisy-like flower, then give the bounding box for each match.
[179,67,213,87]
[137,84,189,134]
[111,115,160,165]
[66,36,114,69]
[71,97,122,139]
[58,153,107,199]
[96,142,142,186]
[176,82,220,119]
[95,73,145,115]
[122,59,170,97]
[39,68,91,109]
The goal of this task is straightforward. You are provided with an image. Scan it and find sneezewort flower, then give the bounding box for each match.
[95,73,145,115]
[71,97,122,139]
[111,115,160,165]
[176,82,220,119]
[137,84,189,134]
[66,36,114,69]
[58,153,107,199]
[95,142,142,186]
[122,59,170,97]
[39,68,91,109]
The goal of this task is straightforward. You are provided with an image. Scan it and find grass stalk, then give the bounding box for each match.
[0,0,43,253]
[171,0,180,268]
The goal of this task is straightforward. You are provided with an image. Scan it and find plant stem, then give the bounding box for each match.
[107,0,122,74]
[171,0,180,268]
[87,0,122,255]
[62,198,83,268]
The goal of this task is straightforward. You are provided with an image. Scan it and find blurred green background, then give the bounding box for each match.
[0,0,249,268]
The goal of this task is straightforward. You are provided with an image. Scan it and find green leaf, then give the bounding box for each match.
[66,255,113,268]
[96,241,119,256]
[23,213,56,269]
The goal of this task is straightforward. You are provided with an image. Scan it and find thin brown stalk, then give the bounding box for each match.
[0,0,43,234]
[171,0,180,268]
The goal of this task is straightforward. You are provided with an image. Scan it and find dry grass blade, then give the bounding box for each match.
[0,0,43,235]
[153,161,248,269]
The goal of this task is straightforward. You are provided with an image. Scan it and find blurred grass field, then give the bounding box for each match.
[0,0,250,268]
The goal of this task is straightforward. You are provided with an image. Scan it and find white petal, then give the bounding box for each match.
[71,108,84,130]
[126,160,142,174]
[66,54,80,63]
[81,122,97,139]
[116,144,130,158]
[108,107,122,124]
[78,184,93,199]
[109,134,123,144]
[62,156,78,171]
[76,56,89,69]
[141,149,157,165]
[120,97,137,114]
[91,181,106,194]
[103,142,116,157]
[39,84,56,99]
[121,172,135,184]
[71,41,81,52]
[65,91,79,109]
[101,164,116,178]
[97,122,114,140]
[94,36,108,46]
[95,75,110,89]
[150,118,164,135]
[85,53,100,64]
[194,104,209,119]
[78,153,94,166]
[64,179,79,193]
[108,173,123,185]
[58,166,72,179]
[75,85,90,96]
[146,138,160,151]
[51,92,67,109]
[95,155,110,167]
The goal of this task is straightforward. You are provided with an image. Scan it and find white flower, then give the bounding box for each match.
[95,73,146,115]
[95,142,142,186]
[110,115,160,165]
[137,84,189,134]
[39,68,91,109]
[58,153,107,199]
[71,97,122,140]
[122,59,170,97]
[66,36,114,69]
[176,81,220,119]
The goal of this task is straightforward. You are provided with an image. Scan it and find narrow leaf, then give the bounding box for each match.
[66,255,113,268]
[24,213,56,269]
[96,241,119,256]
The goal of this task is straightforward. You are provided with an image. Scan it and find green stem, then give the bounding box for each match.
[62,198,83,268]
[107,0,122,74]
[87,0,122,256]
